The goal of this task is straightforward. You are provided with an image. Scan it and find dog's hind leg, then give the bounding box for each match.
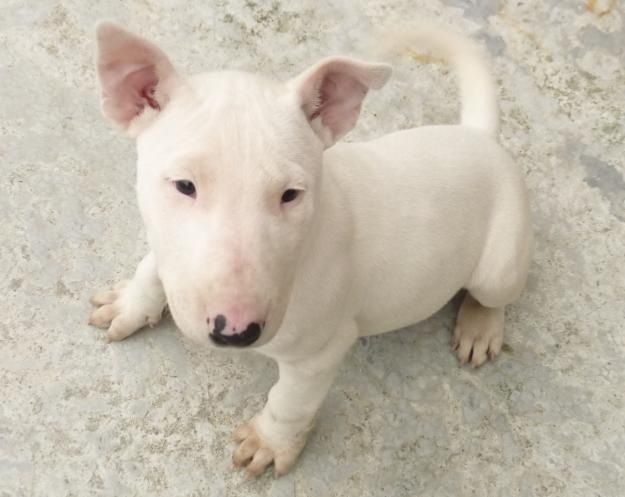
[452,211,533,367]
[89,252,167,342]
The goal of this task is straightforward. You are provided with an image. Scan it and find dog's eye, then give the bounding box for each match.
[174,180,196,197]
[281,189,300,204]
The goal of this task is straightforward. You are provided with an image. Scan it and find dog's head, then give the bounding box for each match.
[95,22,390,348]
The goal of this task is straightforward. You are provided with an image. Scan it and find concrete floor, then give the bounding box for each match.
[2,0,624,496]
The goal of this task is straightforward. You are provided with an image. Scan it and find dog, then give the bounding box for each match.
[89,21,532,477]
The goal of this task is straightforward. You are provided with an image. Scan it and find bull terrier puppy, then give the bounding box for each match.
[89,22,532,476]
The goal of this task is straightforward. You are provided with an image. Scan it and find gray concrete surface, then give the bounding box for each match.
[1,1,624,496]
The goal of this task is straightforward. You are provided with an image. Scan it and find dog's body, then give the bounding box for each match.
[262,125,530,352]
[90,23,532,476]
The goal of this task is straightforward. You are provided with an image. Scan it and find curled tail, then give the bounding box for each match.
[376,24,499,137]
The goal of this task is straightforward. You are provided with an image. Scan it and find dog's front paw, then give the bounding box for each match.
[88,281,165,342]
[232,417,308,478]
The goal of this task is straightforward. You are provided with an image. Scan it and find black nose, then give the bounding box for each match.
[209,316,262,347]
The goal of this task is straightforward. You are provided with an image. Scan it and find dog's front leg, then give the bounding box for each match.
[89,252,167,342]
[233,322,357,477]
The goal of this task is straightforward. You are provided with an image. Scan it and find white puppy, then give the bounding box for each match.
[90,22,532,477]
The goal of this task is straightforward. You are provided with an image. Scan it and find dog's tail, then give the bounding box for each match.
[376,24,499,137]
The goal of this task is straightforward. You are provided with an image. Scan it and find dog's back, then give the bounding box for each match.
[314,25,531,335]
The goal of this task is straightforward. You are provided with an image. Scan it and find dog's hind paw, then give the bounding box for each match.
[88,280,165,342]
[452,293,504,367]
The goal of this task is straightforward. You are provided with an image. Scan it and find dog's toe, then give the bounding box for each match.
[233,436,260,467]
[469,339,489,367]
[106,314,149,342]
[88,304,117,328]
[246,448,274,478]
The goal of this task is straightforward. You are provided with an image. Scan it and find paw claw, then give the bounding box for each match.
[487,348,498,361]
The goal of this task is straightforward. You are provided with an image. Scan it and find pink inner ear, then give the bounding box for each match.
[101,65,160,124]
[96,22,179,128]
[311,71,367,139]
[294,56,390,145]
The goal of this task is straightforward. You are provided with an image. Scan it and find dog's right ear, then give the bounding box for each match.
[288,57,392,148]
[95,21,180,135]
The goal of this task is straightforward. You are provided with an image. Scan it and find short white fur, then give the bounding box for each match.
[90,21,532,477]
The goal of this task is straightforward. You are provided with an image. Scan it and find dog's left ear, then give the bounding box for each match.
[95,21,181,135]
[289,57,392,147]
